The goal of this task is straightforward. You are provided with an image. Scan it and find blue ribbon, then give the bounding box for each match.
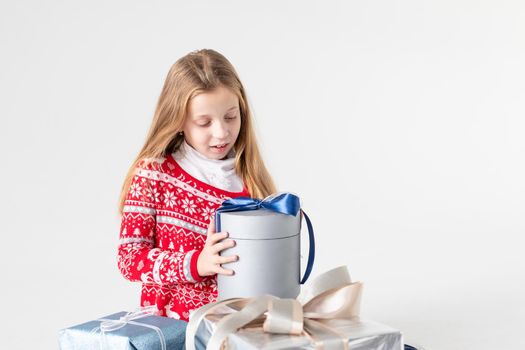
[214,192,315,284]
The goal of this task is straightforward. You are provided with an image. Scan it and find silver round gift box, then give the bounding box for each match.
[217,208,302,301]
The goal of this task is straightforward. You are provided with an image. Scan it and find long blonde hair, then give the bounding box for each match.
[117,49,277,215]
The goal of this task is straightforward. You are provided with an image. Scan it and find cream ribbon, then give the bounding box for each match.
[186,266,362,350]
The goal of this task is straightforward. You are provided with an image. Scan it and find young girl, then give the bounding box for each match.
[117,49,277,322]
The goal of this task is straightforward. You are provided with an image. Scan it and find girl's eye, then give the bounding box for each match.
[197,115,236,127]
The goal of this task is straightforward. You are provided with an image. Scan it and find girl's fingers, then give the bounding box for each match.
[217,255,238,264]
[206,231,229,245]
[215,266,235,276]
[207,216,216,235]
[211,239,236,254]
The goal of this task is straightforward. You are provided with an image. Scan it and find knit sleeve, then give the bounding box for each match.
[117,159,203,285]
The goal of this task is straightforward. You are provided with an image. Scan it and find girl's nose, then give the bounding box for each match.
[212,121,229,139]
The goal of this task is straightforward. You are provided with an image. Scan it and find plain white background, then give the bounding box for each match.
[1,1,524,349]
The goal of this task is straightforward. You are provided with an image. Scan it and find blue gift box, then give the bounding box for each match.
[58,309,188,350]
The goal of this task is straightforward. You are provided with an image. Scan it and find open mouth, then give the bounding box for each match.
[211,143,228,151]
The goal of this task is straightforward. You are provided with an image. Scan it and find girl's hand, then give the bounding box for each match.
[197,216,239,277]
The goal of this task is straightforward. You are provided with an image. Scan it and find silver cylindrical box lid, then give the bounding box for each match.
[218,208,301,239]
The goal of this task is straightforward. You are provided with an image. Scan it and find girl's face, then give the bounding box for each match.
[183,86,241,160]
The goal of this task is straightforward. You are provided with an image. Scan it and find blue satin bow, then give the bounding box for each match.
[214,192,315,284]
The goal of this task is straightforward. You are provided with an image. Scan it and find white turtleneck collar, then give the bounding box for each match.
[172,140,244,193]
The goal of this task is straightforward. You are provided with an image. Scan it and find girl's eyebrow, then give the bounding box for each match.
[194,106,238,119]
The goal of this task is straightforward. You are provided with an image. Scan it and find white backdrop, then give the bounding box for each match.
[1,1,524,349]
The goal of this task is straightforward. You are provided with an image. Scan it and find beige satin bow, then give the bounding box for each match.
[185,266,363,350]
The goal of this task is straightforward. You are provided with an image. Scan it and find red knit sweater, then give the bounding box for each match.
[117,154,250,321]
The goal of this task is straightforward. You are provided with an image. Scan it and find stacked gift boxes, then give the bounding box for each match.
[185,266,404,350]
[59,193,404,350]
[185,193,404,350]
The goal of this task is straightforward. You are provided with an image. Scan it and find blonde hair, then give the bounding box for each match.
[117,49,277,215]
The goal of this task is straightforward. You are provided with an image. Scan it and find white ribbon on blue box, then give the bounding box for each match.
[58,306,187,350]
